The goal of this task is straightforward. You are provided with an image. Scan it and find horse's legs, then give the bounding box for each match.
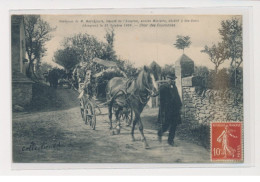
[138,116,150,149]
[131,114,138,142]
[127,108,133,127]
[108,102,113,130]
[115,107,122,134]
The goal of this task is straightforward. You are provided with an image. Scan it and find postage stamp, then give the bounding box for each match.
[211,122,243,162]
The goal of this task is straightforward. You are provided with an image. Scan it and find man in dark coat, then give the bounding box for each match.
[158,72,182,146]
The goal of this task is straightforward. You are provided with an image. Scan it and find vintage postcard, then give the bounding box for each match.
[11,12,245,164]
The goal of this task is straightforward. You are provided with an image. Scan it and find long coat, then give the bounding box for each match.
[158,82,182,126]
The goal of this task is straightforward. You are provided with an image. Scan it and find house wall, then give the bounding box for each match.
[11,23,21,73]
[11,16,33,109]
[20,20,27,74]
[11,16,27,74]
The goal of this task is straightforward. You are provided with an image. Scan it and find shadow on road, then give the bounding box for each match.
[27,83,80,112]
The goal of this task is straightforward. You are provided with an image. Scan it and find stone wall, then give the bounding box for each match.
[182,86,243,125]
[12,82,33,107]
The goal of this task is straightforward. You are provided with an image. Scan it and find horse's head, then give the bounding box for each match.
[137,65,158,96]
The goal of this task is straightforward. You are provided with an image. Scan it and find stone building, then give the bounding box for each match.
[11,15,33,108]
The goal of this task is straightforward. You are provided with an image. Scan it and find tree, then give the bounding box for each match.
[62,33,115,64]
[174,35,191,53]
[24,15,56,78]
[201,42,228,73]
[103,28,117,61]
[37,62,53,81]
[219,18,242,87]
[161,64,175,80]
[59,31,123,79]
[194,66,209,78]
[40,62,53,73]
[105,28,115,47]
[53,47,80,71]
[115,58,137,77]
[194,66,209,95]
[150,61,161,80]
[219,18,243,69]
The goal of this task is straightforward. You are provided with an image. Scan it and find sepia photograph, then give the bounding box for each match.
[11,14,244,163]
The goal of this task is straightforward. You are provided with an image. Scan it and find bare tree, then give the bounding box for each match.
[201,42,228,73]
[174,35,191,54]
[24,15,56,78]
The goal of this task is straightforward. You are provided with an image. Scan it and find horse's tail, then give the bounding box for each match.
[106,79,118,106]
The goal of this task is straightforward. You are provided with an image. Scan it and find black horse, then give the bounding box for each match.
[106,66,158,149]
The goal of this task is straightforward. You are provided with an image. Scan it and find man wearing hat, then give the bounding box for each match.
[157,72,182,146]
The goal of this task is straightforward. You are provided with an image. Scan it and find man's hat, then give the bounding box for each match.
[166,72,177,80]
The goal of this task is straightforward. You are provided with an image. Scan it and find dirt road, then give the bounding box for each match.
[13,87,210,163]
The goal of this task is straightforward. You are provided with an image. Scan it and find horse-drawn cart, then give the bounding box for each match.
[78,83,97,130]
[75,58,128,130]
[74,59,159,149]
[79,97,97,130]
[73,60,160,148]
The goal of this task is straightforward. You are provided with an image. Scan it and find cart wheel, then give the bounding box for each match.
[91,111,96,130]
[86,102,96,130]
[79,99,85,122]
[84,109,88,124]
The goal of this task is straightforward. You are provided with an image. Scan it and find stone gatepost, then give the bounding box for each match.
[175,54,195,100]
[175,54,198,123]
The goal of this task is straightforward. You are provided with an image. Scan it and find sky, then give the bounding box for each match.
[41,14,242,70]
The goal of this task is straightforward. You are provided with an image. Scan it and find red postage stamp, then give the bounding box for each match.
[211,122,243,162]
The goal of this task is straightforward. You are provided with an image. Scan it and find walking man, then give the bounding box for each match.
[158,72,182,146]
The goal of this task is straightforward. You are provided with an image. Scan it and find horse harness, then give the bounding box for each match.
[111,78,154,106]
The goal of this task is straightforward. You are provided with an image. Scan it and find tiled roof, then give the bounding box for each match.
[150,61,161,68]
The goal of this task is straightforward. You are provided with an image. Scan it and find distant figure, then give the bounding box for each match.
[43,72,49,82]
[48,69,59,88]
[72,62,90,90]
[78,69,94,99]
[157,72,182,146]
